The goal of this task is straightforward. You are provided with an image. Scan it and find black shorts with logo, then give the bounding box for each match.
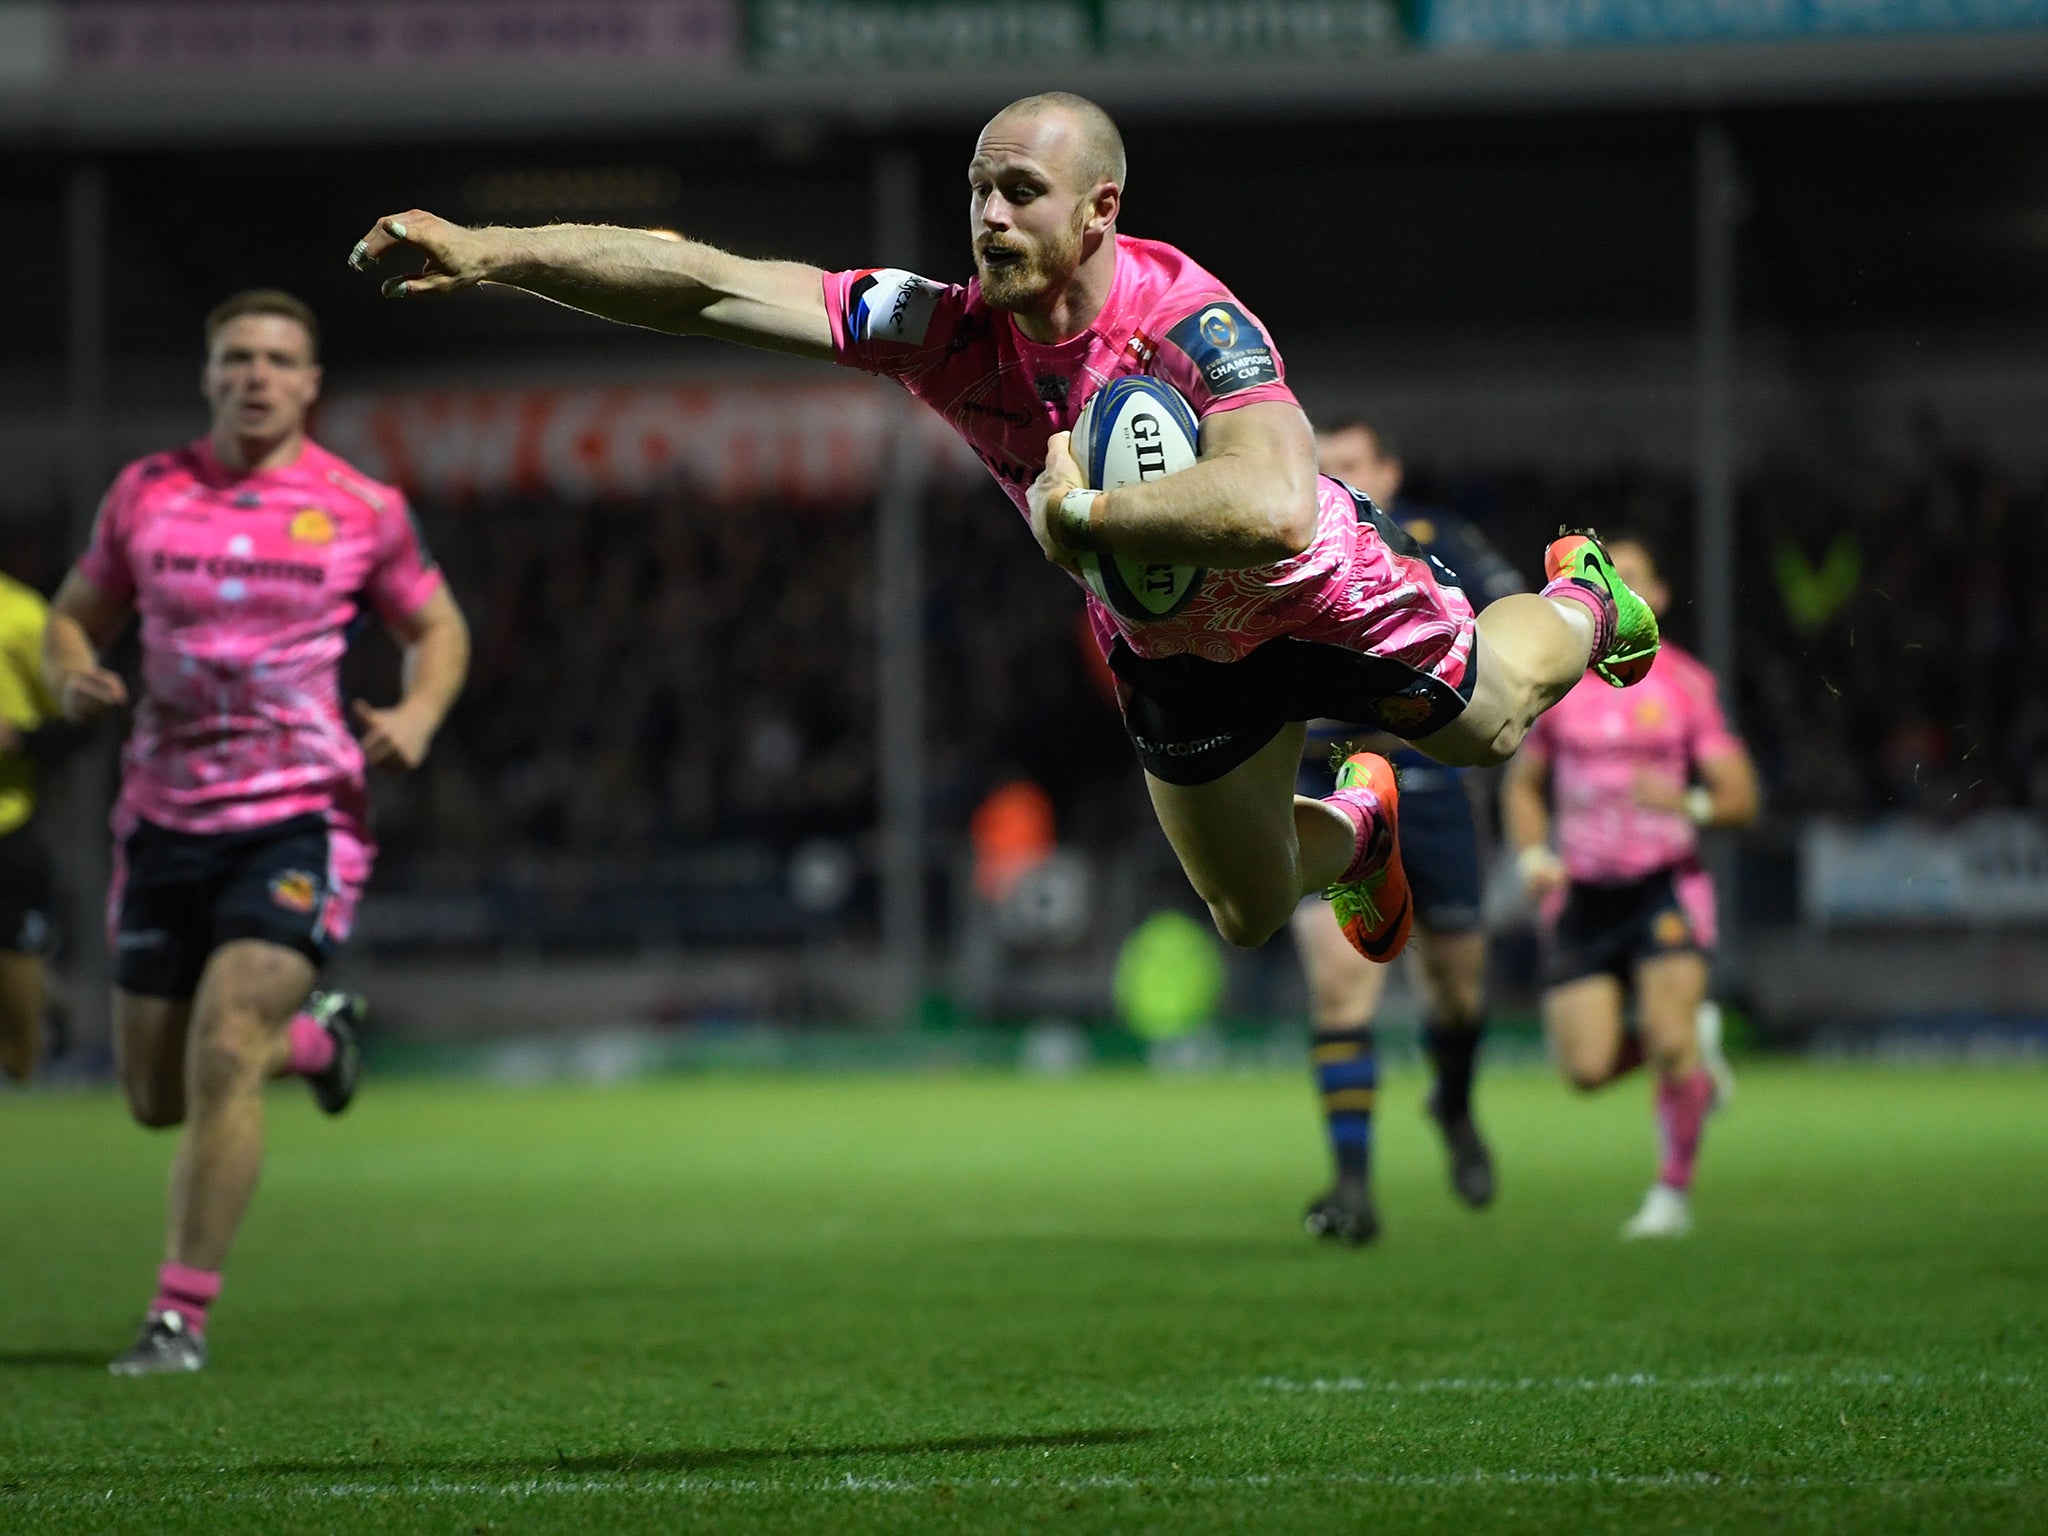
[1541,866,1708,989]
[1110,487,1477,787]
[111,813,341,999]
[1296,746,1484,935]
[0,823,55,956]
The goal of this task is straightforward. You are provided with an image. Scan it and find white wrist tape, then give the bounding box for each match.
[1054,489,1105,552]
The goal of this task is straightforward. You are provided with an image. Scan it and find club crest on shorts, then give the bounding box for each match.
[290,508,335,544]
[1653,908,1692,948]
[270,870,321,914]
[1373,690,1439,734]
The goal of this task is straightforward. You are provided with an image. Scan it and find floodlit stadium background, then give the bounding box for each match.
[4,0,2047,1070]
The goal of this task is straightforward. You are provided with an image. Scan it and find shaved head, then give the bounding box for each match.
[988,92,1126,192]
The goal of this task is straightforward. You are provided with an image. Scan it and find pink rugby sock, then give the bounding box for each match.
[285,1012,335,1077]
[1541,573,1615,660]
[1655,1069,1715,1192]
[1324,786,1391,884]
[151,1263,222,1336]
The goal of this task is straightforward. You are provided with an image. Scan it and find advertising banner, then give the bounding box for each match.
[1801,815,2048,927]
[319,380,980,505]
[68,0,739,75]
[1422,0,2048,48]
[749,0,1406,68]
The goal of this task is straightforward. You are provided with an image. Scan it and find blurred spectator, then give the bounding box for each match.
[970,778,1056,902]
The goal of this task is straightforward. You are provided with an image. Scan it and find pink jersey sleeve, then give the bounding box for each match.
[1672,651,1741,766]
[1149,295,1298,422]
[75,459,152,604]
[362,496,444,626]
[821,267,971,383]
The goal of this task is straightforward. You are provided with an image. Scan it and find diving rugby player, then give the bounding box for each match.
[350,93,1657,978]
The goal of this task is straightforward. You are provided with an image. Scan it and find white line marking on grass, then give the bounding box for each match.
[1256,1370,2035,1395]
[5,1468,2028,1509]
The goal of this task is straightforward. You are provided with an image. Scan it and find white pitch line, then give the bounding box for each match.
[1256,1370,2035,1395]
[9,1467,2027,1508]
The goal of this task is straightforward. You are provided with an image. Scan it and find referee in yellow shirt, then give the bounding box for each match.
[0,570,88,1081]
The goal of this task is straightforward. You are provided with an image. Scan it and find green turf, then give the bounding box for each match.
[1,1063,2042,1534]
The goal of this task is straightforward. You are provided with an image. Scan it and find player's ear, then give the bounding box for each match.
[305,364,324,406]
[1089,180,1120,234]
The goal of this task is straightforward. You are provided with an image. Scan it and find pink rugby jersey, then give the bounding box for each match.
[79,437,443,842]
[823,236,1473,680]
[1522,643,1742,887]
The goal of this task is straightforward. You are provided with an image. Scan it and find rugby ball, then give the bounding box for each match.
[1070,376,1204,622]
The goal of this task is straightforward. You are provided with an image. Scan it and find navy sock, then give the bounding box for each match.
[1311,1025,1377,1186]
[1423,1017,1483,1122]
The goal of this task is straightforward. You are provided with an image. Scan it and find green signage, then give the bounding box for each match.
[750,0,1407,67]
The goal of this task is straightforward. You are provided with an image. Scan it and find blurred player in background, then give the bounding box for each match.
[43,290,471,1373]
[352,92,1660,987]
[0,571,90,1082]
[1502,533,1757,1239]
[1295,418,1523,1244]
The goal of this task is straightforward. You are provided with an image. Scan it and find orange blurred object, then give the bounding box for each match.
[970,779,1057,902]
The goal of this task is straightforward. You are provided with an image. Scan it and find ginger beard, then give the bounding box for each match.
[975,195,1089,312]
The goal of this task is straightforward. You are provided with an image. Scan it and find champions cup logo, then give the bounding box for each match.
[1128,413,1169,480]
[1198,307,1239,349]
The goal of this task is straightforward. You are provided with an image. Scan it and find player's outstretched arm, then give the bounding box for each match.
[41,569,130,723]
[353,585,471,772]
[1031,401,1319,570]
[349,212,836,361]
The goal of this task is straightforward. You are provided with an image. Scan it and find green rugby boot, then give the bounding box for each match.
[1543,529,1661,687]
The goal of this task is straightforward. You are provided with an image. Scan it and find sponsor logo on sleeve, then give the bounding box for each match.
[848,268,945,346]
[1164,302,1280,397]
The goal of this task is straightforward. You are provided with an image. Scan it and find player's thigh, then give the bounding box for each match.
[1542,974,1626,1089]
[1632,951,1709,1068]
[1410,927,1486,1024]
[1408,622,1526,768]
[1291,896,1389,1029]
[0,951,42,1079]
[115,989,195,1127]
[190,939,317,1048]
[1145,721,1307,936]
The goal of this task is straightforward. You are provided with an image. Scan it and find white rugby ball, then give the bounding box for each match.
[1070,376,1204,622]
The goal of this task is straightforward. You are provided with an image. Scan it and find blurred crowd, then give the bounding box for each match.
[356,480,1130,883]
[1409,442,2047,820]
[2,439,2040,886]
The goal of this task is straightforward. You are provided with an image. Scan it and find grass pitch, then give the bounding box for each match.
[1,1062,2042,1534]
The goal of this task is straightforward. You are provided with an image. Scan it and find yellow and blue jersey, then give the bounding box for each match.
[0,573,61,837]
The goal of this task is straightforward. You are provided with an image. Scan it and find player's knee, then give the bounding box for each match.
[123,1076,184,1128]
[1209,898,1288,950]
[188,1013,271,1103]
[1560,1058,1608,1093]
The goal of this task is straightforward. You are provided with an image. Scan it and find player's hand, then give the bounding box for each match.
[57,665,127,723]
[1026,432,1087,574]
[352,699,436,771]
[1516,844,1567,901]
[347,211,491,299]
[1631,771,1686,813]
